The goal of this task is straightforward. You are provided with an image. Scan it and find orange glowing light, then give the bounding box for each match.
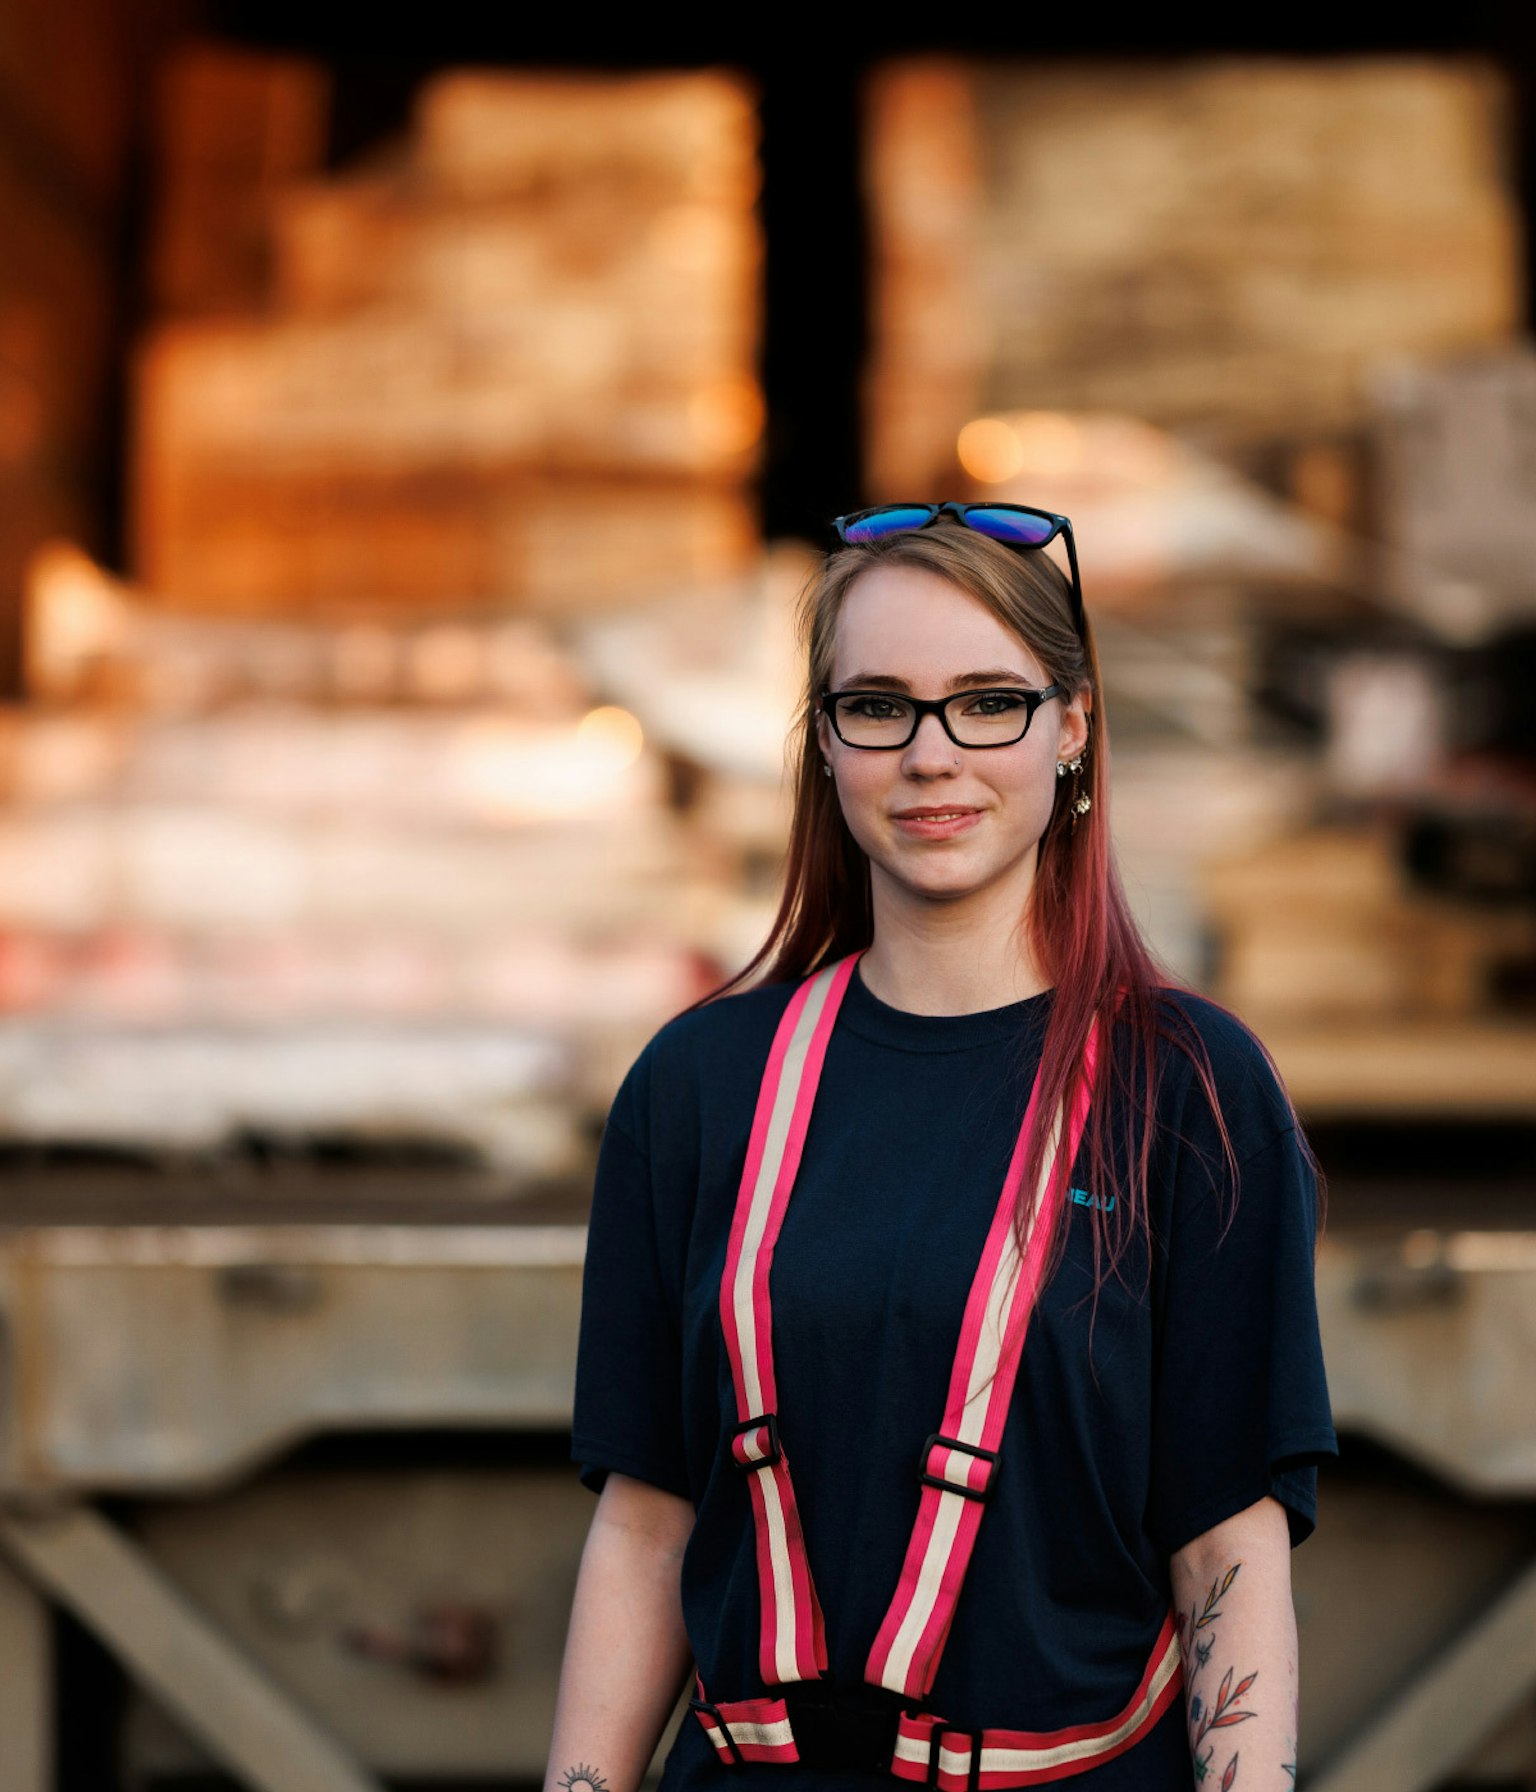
[956,418,1024,484]
[1010,412,1083,476]
[576,705,644,766]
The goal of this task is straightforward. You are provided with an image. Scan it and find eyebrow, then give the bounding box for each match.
[835,668,1035,692]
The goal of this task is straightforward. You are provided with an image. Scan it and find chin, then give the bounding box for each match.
[882,860,990,902]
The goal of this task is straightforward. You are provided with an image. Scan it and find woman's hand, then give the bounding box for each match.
[543,1472,696,1792]
[1170,1494,1297,1791]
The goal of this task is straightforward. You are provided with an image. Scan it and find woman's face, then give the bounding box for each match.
[816,562,1090,915]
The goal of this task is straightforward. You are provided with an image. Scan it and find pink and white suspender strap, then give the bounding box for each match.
[865,1010,1101,1700]
[717,952,860,1685]
[701,956,1183,1777]
[717,950,1104,1698]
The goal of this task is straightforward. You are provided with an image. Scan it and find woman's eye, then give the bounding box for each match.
[846,696,905,719]
[962,691,1027,716]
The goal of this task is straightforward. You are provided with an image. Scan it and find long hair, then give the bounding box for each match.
[685,520,1314,1297]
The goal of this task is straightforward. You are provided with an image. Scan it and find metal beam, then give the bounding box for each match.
[1310,1554,1536,1792]
[0,1502,381,1792]
[0,1546,50,1792]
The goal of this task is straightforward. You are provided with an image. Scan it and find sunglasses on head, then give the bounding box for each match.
[832,502,1084,638]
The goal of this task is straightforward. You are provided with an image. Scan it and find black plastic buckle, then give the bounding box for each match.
[731,1412,783,1470]
[781,1682,906,1775]
[924,1724,984,1792]
[918,1433,999,1503]
[689,1696,747,1767]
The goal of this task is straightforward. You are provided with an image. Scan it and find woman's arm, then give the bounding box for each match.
[544,1471,697,1792]
[1170,1494,1298,1792]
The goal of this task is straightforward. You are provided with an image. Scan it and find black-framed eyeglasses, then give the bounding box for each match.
[832,502,1084,638]
[820,683,1065,750]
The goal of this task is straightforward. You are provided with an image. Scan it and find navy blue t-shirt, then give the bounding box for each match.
[572,963,1337,1792]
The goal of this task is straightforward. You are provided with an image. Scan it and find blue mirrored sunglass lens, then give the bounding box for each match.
[962,508,1058,546]
[842,506,935,542]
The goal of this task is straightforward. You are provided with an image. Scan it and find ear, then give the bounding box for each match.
[815,703,832,761]
[1057,687,1091,761]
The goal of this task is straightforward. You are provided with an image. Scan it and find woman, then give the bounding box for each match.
[550,503,1337,1792]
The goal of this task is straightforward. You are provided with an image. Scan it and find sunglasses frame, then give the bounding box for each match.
[832,501,1084,638]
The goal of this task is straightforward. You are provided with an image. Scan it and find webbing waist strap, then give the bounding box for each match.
[693,1614,1184,1787]
[720,952,1103,1697]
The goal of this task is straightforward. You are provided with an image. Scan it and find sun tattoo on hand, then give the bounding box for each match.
[559,1766,609,1792]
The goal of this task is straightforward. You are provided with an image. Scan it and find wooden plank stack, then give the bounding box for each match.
[865,57,1521,494]
[0,0,147,693]
[133,62,762,615]
[148,43,330,318]
[1202,826,1536,1024]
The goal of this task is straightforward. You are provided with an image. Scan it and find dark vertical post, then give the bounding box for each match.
[1500,16,1536,334]
[757,54,869,545]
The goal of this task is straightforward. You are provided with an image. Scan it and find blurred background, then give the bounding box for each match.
[1,7,1535,1791]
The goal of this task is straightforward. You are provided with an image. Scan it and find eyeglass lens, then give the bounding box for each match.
[829,690,1037,748]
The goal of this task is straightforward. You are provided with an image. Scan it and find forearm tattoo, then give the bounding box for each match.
[1174,1561,1258,1787]
[558,1765,609,1792]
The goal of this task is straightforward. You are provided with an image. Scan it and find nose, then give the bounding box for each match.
[900,710,961,778]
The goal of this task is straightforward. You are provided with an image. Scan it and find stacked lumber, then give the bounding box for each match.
[0,542,795,1168]
[148,44,330,317]
[0,0,140,691]
[863,63,986,500]
[1371,349,1536,640]
[1202,826,1536,1023]
[134,63,761,614]
[865,57,1519,491]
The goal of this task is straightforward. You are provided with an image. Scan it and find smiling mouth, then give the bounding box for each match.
[895,809,978,821]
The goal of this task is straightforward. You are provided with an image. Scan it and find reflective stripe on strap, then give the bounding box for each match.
[698,1615,1181,1787]
[881,1619,1182,1784]
[694,1699,799,1766]
[866,1019,1102,1700]
[890,1615,1183,1788]
[718,954,860,1685]
[691,1675,799,1766]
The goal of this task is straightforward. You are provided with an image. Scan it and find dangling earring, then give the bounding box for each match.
[1057,754,1091,828]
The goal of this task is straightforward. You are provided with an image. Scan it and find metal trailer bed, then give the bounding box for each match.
[1,1055,1534,1792]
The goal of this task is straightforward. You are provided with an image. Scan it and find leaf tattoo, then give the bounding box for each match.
[1194,1667,1259,1747]
[1179,1561,1242,1675]
[1180,1560,1255,1785]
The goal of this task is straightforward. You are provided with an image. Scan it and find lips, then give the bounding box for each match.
[891,807,983,840]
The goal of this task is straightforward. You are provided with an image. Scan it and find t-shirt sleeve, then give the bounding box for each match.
[570,1061,691,1502]
[1147,1088,1338,1560]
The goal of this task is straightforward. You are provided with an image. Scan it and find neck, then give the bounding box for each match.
[858,860,1051,1015]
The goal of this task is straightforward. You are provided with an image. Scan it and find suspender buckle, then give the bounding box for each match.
[730,1412,783,1470]
[689,1696,747,1766]
[919,1434,999,1503]
[781,1681,905,1774]
[921,1723,984,1792]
